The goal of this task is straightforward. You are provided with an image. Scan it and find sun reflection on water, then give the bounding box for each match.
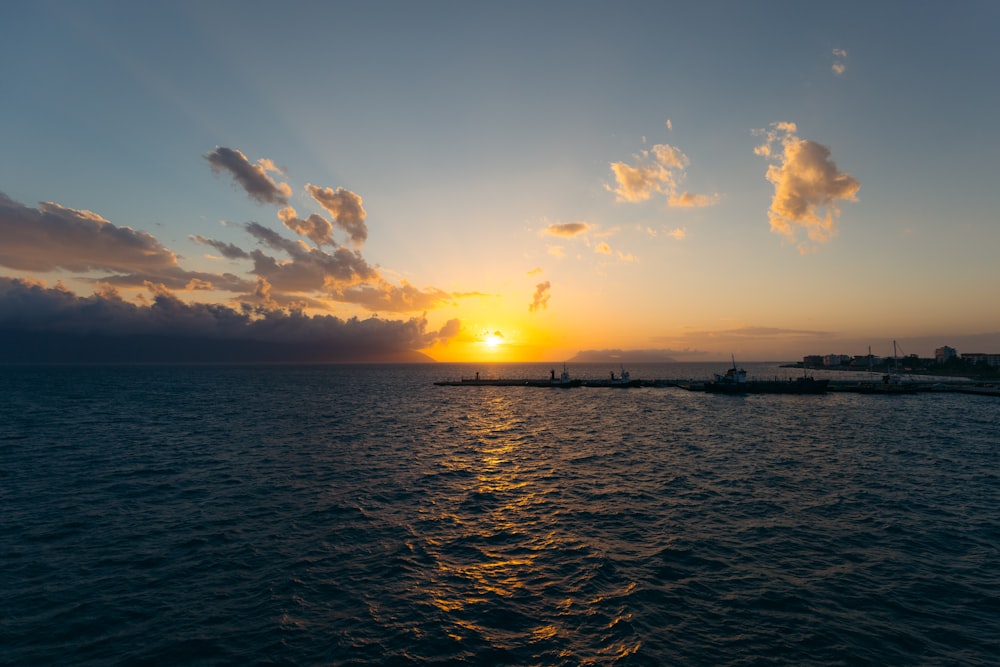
[417,392,563,644]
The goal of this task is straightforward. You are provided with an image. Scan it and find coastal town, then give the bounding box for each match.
[795,345,1000,380]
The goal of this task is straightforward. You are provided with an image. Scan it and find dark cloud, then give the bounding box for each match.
[544,222,590,237]
[0,277,457,363]
[205,147,291,205]
[190,234,251,259]
[306,184,367,246]
[529,281,551,312]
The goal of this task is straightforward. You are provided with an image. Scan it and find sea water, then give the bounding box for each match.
[2,363,997,665]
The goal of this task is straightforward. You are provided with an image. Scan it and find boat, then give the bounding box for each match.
[853,341,919,394]
[704,357,829,394]
[609,366,642,388]
[549,364,582,387]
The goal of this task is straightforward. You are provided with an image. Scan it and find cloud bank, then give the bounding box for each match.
[0,277,455,363]
[754,122,860,253]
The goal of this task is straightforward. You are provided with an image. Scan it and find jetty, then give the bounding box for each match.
[433,373,1000,396]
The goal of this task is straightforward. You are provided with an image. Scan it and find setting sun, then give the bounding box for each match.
[483,331,504,349]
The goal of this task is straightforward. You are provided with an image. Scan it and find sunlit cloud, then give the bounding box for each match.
[668,192,720,208]
[334,280,454,312]
[547,245,566,258]
[594,241,612,255]
[305,184,368,247]
[832,48,847,75]
[278,206,334,246]
[543,221,590,237]
[608,141,718,207]
[205,147,291,205]
[667,227,687,240]
[529,281,551,312]
[527,266,544,276]
[754,122,860,253]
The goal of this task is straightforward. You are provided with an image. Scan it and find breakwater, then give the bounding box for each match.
[434,376,1000,395]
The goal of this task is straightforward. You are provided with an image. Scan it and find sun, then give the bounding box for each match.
[483,331,504,349]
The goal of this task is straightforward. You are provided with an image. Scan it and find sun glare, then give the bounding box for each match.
[483,331,504,349]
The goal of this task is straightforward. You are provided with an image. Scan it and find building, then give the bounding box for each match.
[961,353,1000,368]
[823,354,852,367]
[935,346,957,364]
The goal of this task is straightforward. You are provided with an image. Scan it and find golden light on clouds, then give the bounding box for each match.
[754,122,860,254]
[607,135,719,207]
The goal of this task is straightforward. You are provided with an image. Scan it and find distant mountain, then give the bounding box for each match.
[568,349,678,363]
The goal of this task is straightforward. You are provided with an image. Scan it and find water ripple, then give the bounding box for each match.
[1,364,998,665]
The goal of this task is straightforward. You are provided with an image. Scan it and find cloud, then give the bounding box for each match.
[278,206,334,246]
[306,184,367,247]
[189,234,251,260]
[205,147,291,205]
[243,221,376,290]
[334,280,454,312]
[529,281,551,312]
[754,122,860,253]
[0,192,253,293]
[5,143,463,349]
[832,48,847,75]
[192,222,452,312]
[0,193,178,274]
[668,192,720,208]
[667,227,687,240]
[0,277,457,363]
[569,348,691,362]
[543,221,590,237]
[608,142,718,206]
[681,325,835,343]
[594,241,612,255]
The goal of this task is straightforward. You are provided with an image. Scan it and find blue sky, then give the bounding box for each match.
[2,1,998,362]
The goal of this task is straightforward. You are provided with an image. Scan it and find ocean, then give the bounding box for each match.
[2,363,997,666]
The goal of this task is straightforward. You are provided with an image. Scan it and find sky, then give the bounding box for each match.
[2,0,999,363]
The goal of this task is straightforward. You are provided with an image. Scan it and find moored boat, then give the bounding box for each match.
[704,358,829,394]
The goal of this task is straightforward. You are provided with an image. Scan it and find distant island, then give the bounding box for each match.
[568,349,678,363]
